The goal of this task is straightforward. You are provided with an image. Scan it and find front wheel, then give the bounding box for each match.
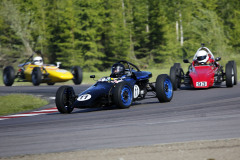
[72,66,83,85]
[113,81,133,109]
[155,74,173,102]
[3,66,15,86]
[229,61,237,85]
[55,86,76,114]
[225,61,234,87]
[32,67,42,86]
[170,65,182,90]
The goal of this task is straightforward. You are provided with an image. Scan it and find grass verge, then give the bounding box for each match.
[0,94,49,116]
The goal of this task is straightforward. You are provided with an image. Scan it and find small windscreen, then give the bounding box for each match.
[197,55,207,61]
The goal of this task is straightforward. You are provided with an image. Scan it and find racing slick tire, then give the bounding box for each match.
[170,65,181,90]
[55,85,76,114]
[225,61,234,87]
[32,67,42,86]
[173,63,181,69]
[156,74,173,102]
[177,67,184,88]
[3,66,15,86]
[229,61,237,85]
[113,81,133,109]
[170,66,177,90]
[72,66,83,85]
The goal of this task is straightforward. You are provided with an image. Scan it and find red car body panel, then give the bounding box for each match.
[189,65,216,88]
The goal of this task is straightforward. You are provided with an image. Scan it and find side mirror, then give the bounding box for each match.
[183,59,190,63]
[90,75,95,79]
[215,57,221,61]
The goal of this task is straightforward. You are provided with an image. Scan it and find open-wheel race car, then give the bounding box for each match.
[170,45,237,90]
[55,60,173,113]
[2,53,82,86]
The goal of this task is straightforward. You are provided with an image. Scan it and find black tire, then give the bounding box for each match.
[3,66,15,86]
[230,61,237,85]
[173,63,184,88]
[55,85,75,114]
[72,66,83,85]
[113,81,133,109]
[173,63,181,69]
[32,67,42,86]
[177,67,184,88]
[225,61,234,87]
[156,74,173,102]
[170,66,178,90]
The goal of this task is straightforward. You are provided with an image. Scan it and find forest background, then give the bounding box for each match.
[0,0,240,72]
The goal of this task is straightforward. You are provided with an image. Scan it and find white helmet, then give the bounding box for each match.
[196,50,209,64]
[33,56,43,65]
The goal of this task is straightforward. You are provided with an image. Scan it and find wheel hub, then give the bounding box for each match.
[165,83,169,92]
[123,90,129,101]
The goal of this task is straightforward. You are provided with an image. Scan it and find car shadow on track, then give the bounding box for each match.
[70,101,161,114]
[50,101,161,115]
[178,85,227,91]
[72,105,124,114]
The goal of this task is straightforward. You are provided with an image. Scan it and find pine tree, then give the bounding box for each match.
[217,0,240,53]
[131,0,150,67]
[102,0,130,69]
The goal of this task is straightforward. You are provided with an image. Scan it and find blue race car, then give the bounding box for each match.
[55,60,173,113]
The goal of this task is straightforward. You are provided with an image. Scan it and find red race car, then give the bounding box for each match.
[170,44,237,90]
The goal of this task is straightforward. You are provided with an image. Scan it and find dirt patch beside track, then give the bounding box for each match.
[1,138,240,160]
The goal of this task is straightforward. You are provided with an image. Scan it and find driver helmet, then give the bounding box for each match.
[196,50,209,64]
[111,63,125,77]
[33,56,43,65]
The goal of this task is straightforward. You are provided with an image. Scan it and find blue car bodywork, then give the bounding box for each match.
[73,69,152,108]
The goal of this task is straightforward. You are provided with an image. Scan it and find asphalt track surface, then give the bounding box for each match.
[0,83,240,157]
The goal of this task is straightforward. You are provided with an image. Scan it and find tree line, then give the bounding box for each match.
[0,0,240,71]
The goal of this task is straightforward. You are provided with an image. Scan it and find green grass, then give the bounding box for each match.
[0,94,49,116]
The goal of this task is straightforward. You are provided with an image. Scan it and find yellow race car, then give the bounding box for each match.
[3,55,82,86]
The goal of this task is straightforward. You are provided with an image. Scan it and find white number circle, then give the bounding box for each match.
[134,85,140,99]
[77,94,91,101]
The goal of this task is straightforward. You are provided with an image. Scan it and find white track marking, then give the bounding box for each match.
[0,107,58,120]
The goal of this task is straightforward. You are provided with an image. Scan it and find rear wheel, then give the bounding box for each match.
[55,86,75,114]
[72,66,82,85]
[3,66,15,86]
[113,81,133,109]
[225,61,234,87]
[229,61,237,85]
[32,67,42,86]
[156,74,173,102]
